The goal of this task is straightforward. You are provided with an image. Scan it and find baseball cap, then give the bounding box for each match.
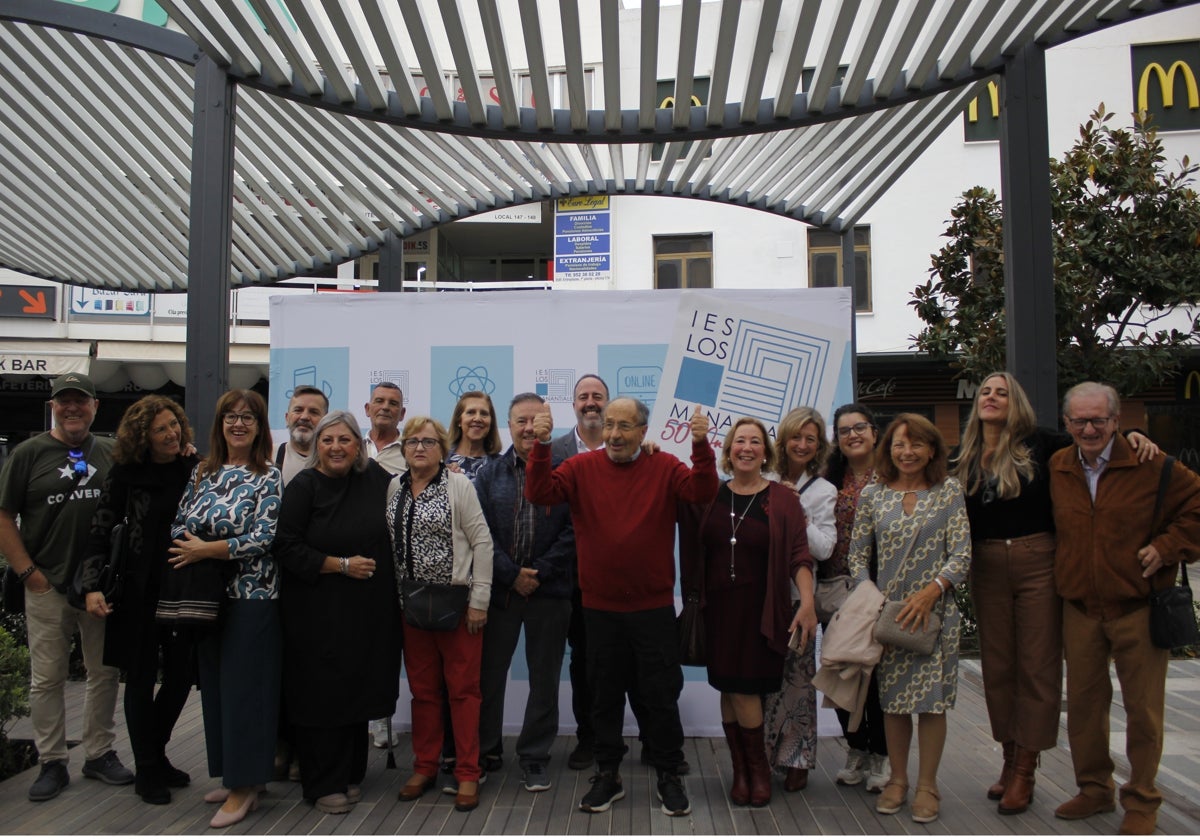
[50,372,97,398]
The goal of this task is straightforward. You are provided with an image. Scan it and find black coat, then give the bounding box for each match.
[275,461,402,727]
[82,454,198,670]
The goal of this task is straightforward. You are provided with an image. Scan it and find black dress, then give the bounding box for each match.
[700,485,784,694]
[275,461,402,799]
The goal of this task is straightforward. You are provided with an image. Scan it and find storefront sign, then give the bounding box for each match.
[554,197,613,286]
[0,284,56,319]
[70,288,150,316]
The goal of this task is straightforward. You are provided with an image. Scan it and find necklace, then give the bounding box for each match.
[728,486,762,582]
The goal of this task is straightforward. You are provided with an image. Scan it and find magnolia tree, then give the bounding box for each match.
[910,105,1200,396]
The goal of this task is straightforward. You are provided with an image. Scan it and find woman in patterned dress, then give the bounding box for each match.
[446,391,501,481]
[679,417,815,808]
[166,389,282,828]
[824,403,889,791]
[762,407,836,793]
[390,416,493,812]
[847,413,970,825]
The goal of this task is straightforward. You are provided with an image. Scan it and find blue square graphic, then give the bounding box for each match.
[674,357,723,405]
[268,346,349,429]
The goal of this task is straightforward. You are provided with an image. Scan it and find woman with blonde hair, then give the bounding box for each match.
[952,372,1156,815]
[762,407,836,792]
[679,417,815,807]
[848,413,970,824]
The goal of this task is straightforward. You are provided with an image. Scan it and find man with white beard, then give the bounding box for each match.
[276,386,328,486]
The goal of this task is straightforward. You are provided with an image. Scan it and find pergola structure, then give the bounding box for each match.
[2,0,1196,432]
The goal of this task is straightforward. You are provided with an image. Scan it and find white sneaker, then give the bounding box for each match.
[369,718,398,748]
[835,748,869,786]
[864,753,889,792]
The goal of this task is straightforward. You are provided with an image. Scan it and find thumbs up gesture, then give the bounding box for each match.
[533,402,554,443]
[689,404,710,443]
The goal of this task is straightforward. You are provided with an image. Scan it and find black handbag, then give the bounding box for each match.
[401,578,469,632]
[1147,457,1200,650]
[677,591,706,666]
[69,516,130,611]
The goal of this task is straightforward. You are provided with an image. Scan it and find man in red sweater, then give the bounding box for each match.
[526,397,717,817]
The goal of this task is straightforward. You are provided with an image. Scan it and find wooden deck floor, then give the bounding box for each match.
[3,659,1200,835]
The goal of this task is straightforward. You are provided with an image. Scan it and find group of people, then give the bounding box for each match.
[1,369,1197,834]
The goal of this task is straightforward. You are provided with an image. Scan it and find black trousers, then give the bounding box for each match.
[585,606,684,773]
[837,670,888,755]
[569,588,650,747]
[293,722,368,801]
[124,621,195,767]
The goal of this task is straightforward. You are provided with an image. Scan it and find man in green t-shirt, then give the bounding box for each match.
[0,373,132,802]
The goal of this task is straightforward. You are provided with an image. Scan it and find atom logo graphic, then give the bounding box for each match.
[449,365,496,396]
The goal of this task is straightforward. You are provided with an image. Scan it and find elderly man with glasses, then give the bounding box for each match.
[526,397,717,818]
[0,373,133,801]
[1049,381,1200,835]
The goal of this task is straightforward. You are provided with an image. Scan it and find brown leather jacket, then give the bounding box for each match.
[1049,434,1200,618]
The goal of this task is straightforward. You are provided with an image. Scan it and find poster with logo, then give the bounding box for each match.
[649,294,848,462]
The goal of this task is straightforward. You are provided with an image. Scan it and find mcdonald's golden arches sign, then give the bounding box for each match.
[1131,42,1200,132]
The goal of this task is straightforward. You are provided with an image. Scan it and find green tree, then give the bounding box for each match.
[910,105,1200,395]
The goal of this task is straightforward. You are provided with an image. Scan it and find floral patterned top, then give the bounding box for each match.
[171,464,282,599]
[446,449,498,483]
[828,469,875,578]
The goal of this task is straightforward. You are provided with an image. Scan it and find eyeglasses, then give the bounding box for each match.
[222,412,258,425]
[602,421,645,433]
[67,448,89,476]
[1065,416,1112,431]
[835,422,873,438]
[403,437,440,450]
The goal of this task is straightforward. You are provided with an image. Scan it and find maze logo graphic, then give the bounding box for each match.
[535,368,575,402]
[673,320,831,423]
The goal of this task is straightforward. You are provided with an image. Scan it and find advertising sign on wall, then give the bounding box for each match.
[553,197,613,287]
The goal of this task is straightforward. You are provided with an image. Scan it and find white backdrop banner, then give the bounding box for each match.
[269,287,854,736]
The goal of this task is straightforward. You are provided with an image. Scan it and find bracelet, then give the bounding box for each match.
[339,557,349,575]
[933,576,947,594]
[17,565,37,582]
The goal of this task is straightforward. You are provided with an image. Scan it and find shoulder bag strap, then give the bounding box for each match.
[1148,457,1181,593]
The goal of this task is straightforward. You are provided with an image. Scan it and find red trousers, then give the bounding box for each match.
[405,618,483,781]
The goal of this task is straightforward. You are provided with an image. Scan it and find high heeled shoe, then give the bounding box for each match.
[209,790,259,828]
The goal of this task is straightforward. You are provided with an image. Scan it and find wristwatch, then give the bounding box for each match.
[17,565,37,582]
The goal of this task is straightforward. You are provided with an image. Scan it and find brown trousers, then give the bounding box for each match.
[971,533,1062,751]
[1062,600,1168,814]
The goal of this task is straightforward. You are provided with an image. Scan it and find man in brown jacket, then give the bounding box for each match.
[1049,382,1200,835]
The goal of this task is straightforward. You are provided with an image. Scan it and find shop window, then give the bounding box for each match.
[654,234,713,289]
[808,227,871,311]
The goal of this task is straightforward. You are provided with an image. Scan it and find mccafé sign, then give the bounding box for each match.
[1131,42,1200,132]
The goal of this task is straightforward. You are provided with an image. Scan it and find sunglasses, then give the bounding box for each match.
[68,448,89,476]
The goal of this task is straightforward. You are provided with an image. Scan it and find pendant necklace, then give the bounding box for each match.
[728,485,762,582]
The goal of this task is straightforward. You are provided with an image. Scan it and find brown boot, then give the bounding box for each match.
[722,722,749,806]
[987,741,1014,800]
[998,747,1039,815]
[738,724,772,808]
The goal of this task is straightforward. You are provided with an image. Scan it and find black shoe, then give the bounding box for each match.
[28,761,69,802]
[656,773,691,817]
[160,756,191,788]
[482,754,503,773]
[82,750,135,786]
[639,747,691,776]
[567,742,594,770]
[135,766,171,806]
[579,771,624,813]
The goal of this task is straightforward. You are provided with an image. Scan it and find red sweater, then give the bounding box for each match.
[525,439,718,612]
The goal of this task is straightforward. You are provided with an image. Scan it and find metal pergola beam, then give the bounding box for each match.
[1000,43,1058,425]
[186,54,236,435]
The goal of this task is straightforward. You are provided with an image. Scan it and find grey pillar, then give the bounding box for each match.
[378,231,404,292]
[842,228,858,401]
[186,55,236,437]
[999,45,1057,425]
